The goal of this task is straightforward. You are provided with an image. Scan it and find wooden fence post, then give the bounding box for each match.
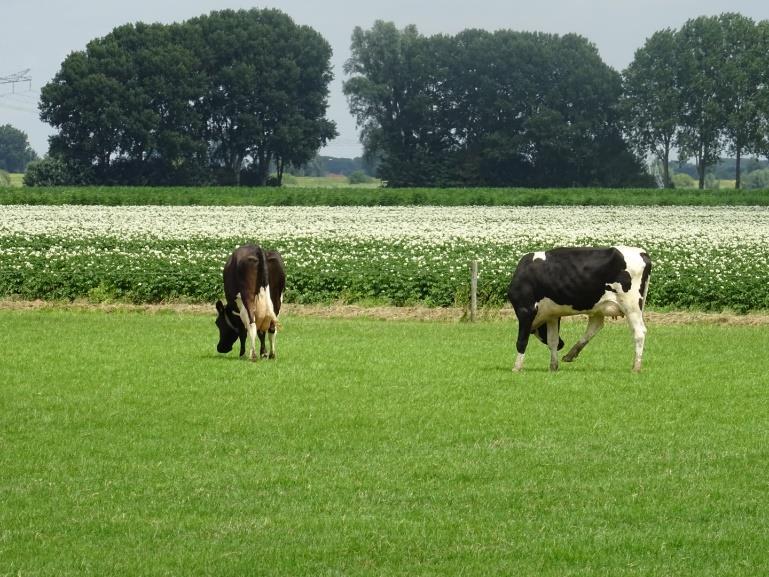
[470,260,478,322]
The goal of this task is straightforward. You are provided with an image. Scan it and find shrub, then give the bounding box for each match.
[348,170,373,184]
[24,157,93,186]
[742,168,769,190]
[671,173,696,188]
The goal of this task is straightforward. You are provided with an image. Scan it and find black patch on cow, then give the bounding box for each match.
[605,284,616,293]
[508,246,631,313]
[639,252,652,303]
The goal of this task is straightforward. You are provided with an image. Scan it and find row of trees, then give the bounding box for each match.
[344,14,769,189]
[344,23,654,188]
[36,9,336,186]
[624,13,769,188]
[32,10,769,188]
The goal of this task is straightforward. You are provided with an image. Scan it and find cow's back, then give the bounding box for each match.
[223,244,267,305]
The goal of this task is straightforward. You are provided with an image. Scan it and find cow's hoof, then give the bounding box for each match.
[260,353,269,359]
[269,353,276,360]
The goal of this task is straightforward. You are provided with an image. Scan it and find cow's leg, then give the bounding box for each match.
[236,292,258,361]
[267,322,277,360]
[563,314,604,363]
[625,310,647,372]
[258,330,268,358]
[547,319,561,371]
[513,308,534,372]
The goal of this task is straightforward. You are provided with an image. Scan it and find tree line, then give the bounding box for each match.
[345,14,769,189]
[22,9,769,188]
[623,13,769,189]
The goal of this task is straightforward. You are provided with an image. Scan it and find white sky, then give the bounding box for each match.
[1,0,767,158]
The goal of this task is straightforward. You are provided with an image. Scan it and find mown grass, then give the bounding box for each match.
[2,185,769,206]
[1,309,768,576]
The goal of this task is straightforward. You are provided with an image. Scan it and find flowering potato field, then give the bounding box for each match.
[2,205,769,310]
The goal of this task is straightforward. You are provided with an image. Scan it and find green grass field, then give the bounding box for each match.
[1,309,768,576]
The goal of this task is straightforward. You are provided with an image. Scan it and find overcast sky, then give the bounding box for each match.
[1,0,767,159]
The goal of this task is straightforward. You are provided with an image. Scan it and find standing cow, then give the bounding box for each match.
[507,246,652,372]
[215,245,285,361]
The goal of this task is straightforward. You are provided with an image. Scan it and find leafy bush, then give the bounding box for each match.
[23,157,93,186]
[347,170,373,184]
[672,173,696,188]
[742,168,769,190]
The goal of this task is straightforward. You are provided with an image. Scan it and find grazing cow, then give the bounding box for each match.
[507,246,652,373]
[215,245,285,361]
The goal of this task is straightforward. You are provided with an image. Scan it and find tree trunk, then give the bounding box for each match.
[276,157,285,186]
[697,143,705,190]
[662,143,672,189]
[735,148,741,190]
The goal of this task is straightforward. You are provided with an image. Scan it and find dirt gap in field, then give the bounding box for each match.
[2,299,769,325]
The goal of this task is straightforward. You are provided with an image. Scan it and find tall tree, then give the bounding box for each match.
[676,16,728,189]
[718,13,761,189]
[622,29,680,188]
[0,125,38,173]
[191,9,336,185]
[344,22,449,186]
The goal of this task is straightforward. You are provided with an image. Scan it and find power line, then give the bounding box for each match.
[0,69,32,97]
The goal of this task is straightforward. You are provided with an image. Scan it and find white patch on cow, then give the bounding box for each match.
[532,297,579,328]
[253,285,277,333]
[235,292,257,360]
[513,352,525,372]
[533,251,547,261]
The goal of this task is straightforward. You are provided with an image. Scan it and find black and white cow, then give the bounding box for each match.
[507,246,652,372]
[215,244,285,361]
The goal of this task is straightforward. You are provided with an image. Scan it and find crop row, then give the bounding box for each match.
[3,185,769,207]
[2,206,769,311]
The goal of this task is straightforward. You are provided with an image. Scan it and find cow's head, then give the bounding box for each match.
[215,300,245,354]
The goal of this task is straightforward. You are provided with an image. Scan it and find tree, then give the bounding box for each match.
[0,124,38,173]
[344,22,451,186]
[717,13,762,189]
[40,22,207,184]
[190,9,336,186]
[676,16,729,189]
[622,29,680,188]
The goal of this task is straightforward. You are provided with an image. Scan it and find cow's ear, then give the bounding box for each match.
[216,300,224,313]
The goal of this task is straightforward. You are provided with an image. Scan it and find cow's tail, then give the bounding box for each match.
[248,246,279,326]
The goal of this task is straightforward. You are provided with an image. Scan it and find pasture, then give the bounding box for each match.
[1,307,768,576]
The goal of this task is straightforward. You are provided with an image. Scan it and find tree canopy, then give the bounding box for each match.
[38,9,336,186]
[0,125,38,173]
